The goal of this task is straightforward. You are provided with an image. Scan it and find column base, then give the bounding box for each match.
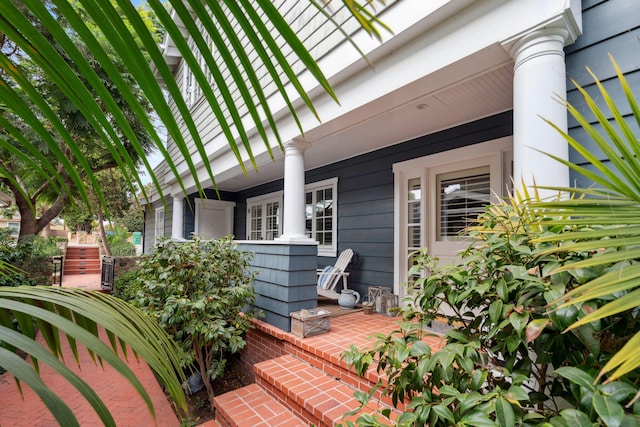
[275,234,318,244]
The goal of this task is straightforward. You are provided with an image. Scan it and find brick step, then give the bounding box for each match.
[254,355,394,427]
[63,260,101,266]
[213,383,306,427]
[65,247,100,259]
[63,270,101,275]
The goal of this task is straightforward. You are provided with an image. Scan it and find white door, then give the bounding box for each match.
[194,199,236,239]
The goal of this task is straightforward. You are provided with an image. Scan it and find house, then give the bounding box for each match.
[144,0,640,331]
[0,192,21,235]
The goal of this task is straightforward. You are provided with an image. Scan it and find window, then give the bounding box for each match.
[393,137,512,296]
[7,222,19,235]
[246,192,283,240]
[305,178,338,257]
[245,178,338,256]
[154,208,165,243]
[437,167,491,241]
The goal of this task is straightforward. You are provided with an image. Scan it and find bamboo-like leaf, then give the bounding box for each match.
[0,326,116,426]
[0,287,189,417]
[565,288,640,332]
[0,346,80,427]
[600,333,640,381]
[538,57,640,381]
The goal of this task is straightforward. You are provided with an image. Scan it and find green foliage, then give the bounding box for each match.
[0,233,62,287]
[341,197,640,426]
[133,236,257,404]
[112,269,142,301]
[105,225,136,256]
[114,206,144,232]
[0,286,188,426]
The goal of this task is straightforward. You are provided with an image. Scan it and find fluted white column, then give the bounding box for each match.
[276,140,316,243]
[171,195,184,240]
[510,28,570,199]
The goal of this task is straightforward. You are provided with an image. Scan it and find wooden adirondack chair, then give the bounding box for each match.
[316,249,355,299]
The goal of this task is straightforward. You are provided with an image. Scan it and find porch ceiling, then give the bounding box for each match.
[219,60,514,192]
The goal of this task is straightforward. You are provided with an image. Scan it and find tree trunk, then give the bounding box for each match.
[8,180,68,241]
[97,210,112,257]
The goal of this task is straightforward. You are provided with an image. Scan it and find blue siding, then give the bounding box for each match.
[235,111,512,297]
[143,199,172,253]
[565,0,640,179]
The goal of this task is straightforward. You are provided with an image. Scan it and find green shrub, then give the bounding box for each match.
[109,240,136,256]
[112,269,142,301]
[133,236,257,404]
[0,233,62,287]
[342,198,640,426]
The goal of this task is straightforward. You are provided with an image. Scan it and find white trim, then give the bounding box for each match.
[154,207,165,243]
[243,178,339,256]
[194,198,236,237]
[305,177,338,257]
[393,137,512,296]
[246,191,283,240]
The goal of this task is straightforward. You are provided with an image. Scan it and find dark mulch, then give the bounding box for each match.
[173,355,252,426]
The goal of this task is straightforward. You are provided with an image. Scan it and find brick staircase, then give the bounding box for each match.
[210,312,444,427]
[63,245,101,275]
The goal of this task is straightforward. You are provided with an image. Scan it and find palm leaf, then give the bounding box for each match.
[535,57,640,380]
[0,287,188,423]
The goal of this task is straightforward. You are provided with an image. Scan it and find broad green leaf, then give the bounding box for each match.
[432,404,456,424]
[509,311,528,335]
[593,394,624,427]
[558,409,592,426]
[489,300,503,324]
[495,397,516,427]
[555,367,596,392]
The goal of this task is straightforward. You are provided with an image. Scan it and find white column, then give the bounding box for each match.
[171,195,184,240]
[276,140,316,243]
[510,28,570,199]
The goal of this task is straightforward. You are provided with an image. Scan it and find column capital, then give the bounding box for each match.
[508,27,569,71]
[283,138,313,155]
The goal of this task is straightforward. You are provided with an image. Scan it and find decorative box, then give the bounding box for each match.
[290,309,330,338]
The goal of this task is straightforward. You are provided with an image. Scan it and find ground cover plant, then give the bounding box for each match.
[132,236,258,405]
[341,61,640,426]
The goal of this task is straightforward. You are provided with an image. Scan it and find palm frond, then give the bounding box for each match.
[535,56,640,381]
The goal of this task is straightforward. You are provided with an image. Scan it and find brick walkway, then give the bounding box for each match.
[0,274,180,427]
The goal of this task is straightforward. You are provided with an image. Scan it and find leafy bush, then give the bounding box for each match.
[133,236,257,404]
[342,197,640,426]
[112,269,142,301]
[0,232,62,287]
[108,240,136,256]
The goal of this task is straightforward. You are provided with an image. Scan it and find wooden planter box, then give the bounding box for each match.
[290,310,330,338]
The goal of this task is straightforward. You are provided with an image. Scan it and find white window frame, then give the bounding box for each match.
[305,178,338,258]
[154,207,165,243]
[244,178,338,257]
[245,191,283,240]
[393,137,512,297]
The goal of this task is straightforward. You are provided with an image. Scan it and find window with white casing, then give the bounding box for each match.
[305,178,338,257]
[245,178,338,257]
[154,207,165,243]
[246,192,283,240]
[393,137,513,297]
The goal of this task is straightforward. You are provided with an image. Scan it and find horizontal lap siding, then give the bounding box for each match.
[565,0,640,181]
[235,112,512,296]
